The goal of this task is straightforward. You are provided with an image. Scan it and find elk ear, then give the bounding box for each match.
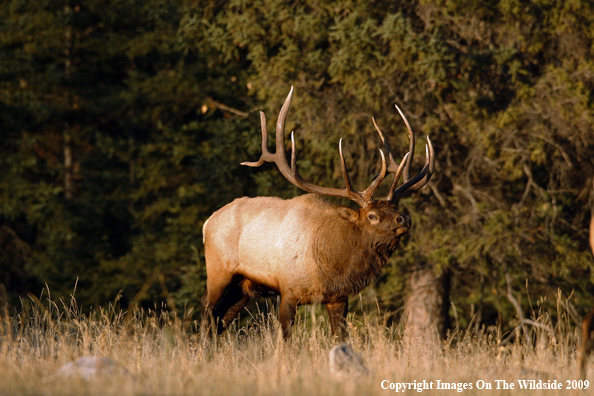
[334,206,359,222]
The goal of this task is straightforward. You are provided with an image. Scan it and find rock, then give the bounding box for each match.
[329,343,371,377]
[54,356,129,380]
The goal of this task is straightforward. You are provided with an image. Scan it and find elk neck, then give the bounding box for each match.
[311,208,400,297]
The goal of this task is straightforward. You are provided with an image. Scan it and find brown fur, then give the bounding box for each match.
[578,217,594,379]
[201,194,410,340]
[312,206,400,297]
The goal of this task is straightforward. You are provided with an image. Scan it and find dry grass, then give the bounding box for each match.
[0,293,591,396]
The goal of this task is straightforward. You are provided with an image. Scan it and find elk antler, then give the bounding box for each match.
[371,105,434,202]
[242,87,390,207]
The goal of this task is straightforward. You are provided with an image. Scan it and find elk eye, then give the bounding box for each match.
[368,213,378,222]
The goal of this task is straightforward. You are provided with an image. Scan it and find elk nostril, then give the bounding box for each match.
[397,216,405,225]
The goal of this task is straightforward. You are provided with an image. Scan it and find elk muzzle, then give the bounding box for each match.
[393,214,411,237]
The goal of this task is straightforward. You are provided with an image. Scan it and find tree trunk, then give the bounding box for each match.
[404,262,450,341]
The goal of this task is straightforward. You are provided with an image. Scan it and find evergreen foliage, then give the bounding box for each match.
[2,0,593,331]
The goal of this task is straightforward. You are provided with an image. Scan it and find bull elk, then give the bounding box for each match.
[578,216,594,379]
[201,87,434,339]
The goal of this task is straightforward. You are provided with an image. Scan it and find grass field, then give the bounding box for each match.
[0,292,591,396]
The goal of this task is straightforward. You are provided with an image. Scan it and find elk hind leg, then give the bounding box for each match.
[221,295,250,329]
[201,272,237,336]
[326,298,349,341]
[210,279,251,335]
[219,279,260,330]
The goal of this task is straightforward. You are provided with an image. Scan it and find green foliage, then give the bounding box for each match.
[2,0,594,332]
[0,0,253,310]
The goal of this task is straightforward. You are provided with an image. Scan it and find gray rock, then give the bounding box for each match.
[329,343,371,377]
[55,356,129,380]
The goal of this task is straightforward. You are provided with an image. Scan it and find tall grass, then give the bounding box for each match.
[0,291,590,395]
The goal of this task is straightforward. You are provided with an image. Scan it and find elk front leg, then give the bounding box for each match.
[326,298,349,341]
[278,296,297,339]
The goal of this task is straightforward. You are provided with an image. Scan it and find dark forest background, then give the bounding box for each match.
[1,0,594,334]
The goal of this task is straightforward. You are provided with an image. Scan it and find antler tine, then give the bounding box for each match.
[290,131,297,172]
[372,116,412,201]
[339,138,355,195]
[394,104,415,182]
[385,152,409,201]
[390,136,435,202]
[242,87,293,168]
[241,111,272,167]
[372,117,400,174]
[275,86,294,165]
[361,149,387,203]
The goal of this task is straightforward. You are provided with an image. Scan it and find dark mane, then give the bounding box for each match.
[312,214,399,297]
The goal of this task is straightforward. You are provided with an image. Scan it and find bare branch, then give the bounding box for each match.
[505,272,530,345]
[206,98,249,118]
